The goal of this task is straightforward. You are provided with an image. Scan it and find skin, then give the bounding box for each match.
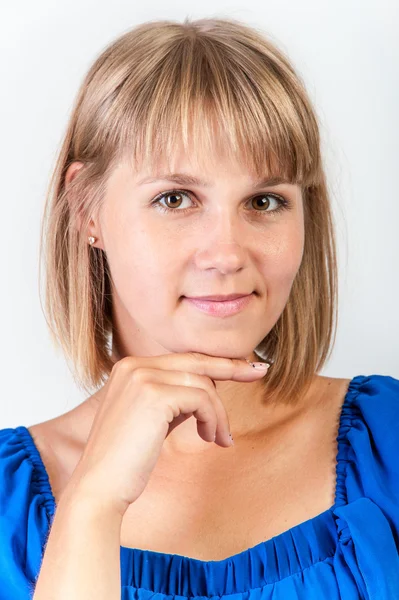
[69,149,307,451]
[28,149,352,559]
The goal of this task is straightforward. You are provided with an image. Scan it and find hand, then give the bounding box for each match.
[65,352,270,516]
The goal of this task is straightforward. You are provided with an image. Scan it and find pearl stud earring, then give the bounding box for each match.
[88,236,96,245]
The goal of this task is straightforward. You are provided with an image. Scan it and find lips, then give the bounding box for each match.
[183,293,255,317]
[184,293,253,301]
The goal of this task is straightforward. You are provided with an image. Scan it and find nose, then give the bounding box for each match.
[194,210,249,274]
[200,243,246,274]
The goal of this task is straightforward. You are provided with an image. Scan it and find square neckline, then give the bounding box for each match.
[16,375,365,579]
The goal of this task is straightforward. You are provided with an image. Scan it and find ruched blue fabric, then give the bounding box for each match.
[0,374,398,599]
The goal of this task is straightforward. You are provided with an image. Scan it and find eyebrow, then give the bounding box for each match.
[137,172,292,189]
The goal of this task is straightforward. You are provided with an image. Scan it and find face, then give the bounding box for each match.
[86,151,304,361]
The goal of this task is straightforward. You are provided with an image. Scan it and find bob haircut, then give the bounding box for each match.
[39,16,338,405]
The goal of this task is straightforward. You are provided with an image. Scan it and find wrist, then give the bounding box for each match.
[59,472,127,520]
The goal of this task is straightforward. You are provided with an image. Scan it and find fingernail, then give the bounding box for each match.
[249,361,270,370]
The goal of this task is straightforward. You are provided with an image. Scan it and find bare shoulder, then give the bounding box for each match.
[305,375,354,431]
[27,399,95,501]
[29,411,80,454]
[28,394,96,450]
[312,374,353,404]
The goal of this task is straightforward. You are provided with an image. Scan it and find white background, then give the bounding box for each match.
[0,1,398,428]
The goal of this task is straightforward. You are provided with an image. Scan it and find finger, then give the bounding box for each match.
[130,367,232,446]
[147,381,218,444]
[118,352,271,383]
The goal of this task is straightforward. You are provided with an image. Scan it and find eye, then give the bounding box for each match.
[154,191,193,212]
[249,194,287,213]
[151,189,291,216]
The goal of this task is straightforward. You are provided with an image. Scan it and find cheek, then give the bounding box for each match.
[259,224,304,288]
[101,213,178,310]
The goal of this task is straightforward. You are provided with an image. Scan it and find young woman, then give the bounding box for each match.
[0,16,398,600]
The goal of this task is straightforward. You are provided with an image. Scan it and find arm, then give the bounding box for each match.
[32,479,124,600]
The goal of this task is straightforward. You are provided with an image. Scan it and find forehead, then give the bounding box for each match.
[127,143,298,188]
[115,74,316,189]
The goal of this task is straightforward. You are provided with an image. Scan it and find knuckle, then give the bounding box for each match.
[197,387,211,402]
[142,381,159,397]
[184,370,215,393]
[179,370,194,386]
[130,367,151,384]
[228,357,243,371]
[114,356,136,372]
[186,351,207,368]
[138,381,162,409]
[195,391,213,416]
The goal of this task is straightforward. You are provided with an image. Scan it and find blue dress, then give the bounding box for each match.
[0,374,399,599]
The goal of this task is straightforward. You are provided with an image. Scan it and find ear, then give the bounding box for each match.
[65,161,103,249]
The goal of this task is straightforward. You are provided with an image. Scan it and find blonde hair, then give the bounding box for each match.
[39,16,338,404]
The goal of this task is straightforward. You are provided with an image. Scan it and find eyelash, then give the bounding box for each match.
[150,189,292,216]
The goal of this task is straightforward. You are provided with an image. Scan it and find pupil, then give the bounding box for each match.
[256,196,269,209]
[168,194,180,206]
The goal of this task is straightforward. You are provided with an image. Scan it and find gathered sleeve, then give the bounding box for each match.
[333,374,399,599]
[0,427,54,599]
